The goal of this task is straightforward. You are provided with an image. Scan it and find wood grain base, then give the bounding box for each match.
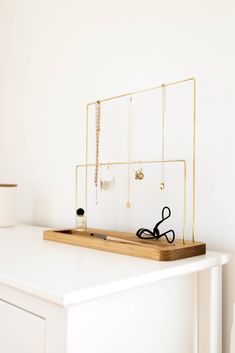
[43,228,206,261]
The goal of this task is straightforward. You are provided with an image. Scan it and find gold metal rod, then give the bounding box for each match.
[85,104,89,229]
[183,160,187,244]
[86,77,195,106]
[76,159,186,168]
[192,78,196,242]
[75,165,78,226]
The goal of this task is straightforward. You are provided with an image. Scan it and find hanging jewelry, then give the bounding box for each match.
[160,84,166,190]
[135,162,144,180]
[126,95,132,208]
[94,100,101,204]
[100,165,115,191]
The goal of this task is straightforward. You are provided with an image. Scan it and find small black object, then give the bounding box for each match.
[136,206,175,244]
[76,208,85,216]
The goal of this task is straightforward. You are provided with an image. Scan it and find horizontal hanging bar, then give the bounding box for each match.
[87,77,195,106]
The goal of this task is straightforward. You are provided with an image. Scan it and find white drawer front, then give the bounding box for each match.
[0,300,45,353]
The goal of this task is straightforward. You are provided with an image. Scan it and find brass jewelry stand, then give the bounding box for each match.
[44,77,206,261]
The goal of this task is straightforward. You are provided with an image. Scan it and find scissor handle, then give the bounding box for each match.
[162,206,171,221]
[157,229,175,244]
[136,228,155,239]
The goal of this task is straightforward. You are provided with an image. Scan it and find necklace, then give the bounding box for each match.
[126,95,132,208]
[160,84,166,190]
[94,100,101,204]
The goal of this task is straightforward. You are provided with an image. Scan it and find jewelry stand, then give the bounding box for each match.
[44,77,206,261]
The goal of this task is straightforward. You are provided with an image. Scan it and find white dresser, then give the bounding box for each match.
[0,225,229,353]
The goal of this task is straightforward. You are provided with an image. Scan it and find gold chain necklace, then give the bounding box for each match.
[94,100,101,204]
[126,95,132,208]
[160,84,166,190]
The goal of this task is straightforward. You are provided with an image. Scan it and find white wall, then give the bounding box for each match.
[0,0,234,351]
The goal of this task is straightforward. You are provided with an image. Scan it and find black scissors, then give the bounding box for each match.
[136,206,175,244]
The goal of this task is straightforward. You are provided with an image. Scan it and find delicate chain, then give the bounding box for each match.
[94,101,101,204]
[126,95,132,208]
[160,84,166,190]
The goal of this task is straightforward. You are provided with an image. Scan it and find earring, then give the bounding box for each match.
[100,165,115,191]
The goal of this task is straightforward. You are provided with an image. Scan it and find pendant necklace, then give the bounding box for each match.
[160,84,166,190]
[126,95,132,208]
[94,100,101,204]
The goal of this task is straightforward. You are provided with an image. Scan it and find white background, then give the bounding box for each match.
[0,0,234,351]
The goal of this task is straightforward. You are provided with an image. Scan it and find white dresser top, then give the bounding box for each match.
[0,225,229,306]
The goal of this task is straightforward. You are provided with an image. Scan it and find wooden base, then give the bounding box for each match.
[43,228,206,261]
